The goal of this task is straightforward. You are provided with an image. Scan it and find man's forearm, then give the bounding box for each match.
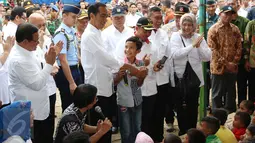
[89,131,106,143]
[84,124,97,134]
[60,59,75,84]
[0,51,9,65]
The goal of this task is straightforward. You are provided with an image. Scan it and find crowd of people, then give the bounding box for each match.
[1,0,255,142]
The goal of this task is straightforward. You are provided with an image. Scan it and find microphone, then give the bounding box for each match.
[95,106,105,120]
[123,70,128,86]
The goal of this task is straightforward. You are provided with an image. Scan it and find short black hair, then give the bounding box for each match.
[16,23,38,43]
[187,128,206,143]
[26,7,34,18]
[10,6,26,21]
[235,111,251,128]
[73,84,97,108]
[5,15,10,21]
[248,124,255,136]
[88,3,106,20]
[201,116,220,135]
[164,134,182,143]
[129,3,136,7]
[126,36,143,50]
[211,108,228,125]
[63,131,90,143]
[148,6,161,17]
[241,100,255,114]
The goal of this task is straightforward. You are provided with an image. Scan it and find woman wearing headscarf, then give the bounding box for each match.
[169,13,211,136]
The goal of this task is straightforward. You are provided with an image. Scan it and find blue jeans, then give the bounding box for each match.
[118,104,142,143]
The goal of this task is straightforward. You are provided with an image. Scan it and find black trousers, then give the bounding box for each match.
[211,73,237,112]
[248,68,255,102]
[152,84,169,142]
[173,87,200,135]
[237,64,249,105]
[141,94,157,139]
[54,66,82,112]
[165,86,175,125]
[111,93,119,128]
[33,94,56,143]
[87,96,114,143]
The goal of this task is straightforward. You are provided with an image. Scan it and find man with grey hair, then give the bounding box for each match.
[29,12,60,143]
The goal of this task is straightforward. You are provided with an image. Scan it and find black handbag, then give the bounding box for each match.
[173,36,201,106]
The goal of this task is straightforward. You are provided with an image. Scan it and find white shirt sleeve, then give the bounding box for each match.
[197,38,212,62]
[170,32,194,60]
[12,61,53,91]
[84,33,123,71]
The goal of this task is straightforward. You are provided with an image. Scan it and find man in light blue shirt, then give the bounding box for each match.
[53,4,82,112]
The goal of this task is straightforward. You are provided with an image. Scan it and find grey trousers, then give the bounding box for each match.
[211,73,237,112]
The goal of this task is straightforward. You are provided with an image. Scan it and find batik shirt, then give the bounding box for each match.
[207,20,242,75]
[54,104,87,143]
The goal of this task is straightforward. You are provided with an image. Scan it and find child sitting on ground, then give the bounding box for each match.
[239,100,254,117]
[239,124,255,143]
[232,111,251,141]
[200,116,222,143]
[183,128,206,143]
[226,100,254,130]
[211,108,237,143]
[163,134,182,143]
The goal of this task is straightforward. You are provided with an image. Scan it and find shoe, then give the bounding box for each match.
[166,123,175,133]
[112,127,118,134]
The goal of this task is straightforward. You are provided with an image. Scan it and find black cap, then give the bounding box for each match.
[23,0,34,10]
[112,6,125,16]
[206,0,216,5]
[136,17,155,31]
[220,5,236,14]
[174,2,190,16]
[63,4,80,14]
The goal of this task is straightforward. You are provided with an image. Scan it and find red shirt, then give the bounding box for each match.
[232,127,246,141]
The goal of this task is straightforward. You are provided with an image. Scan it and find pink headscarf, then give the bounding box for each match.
[135,132,154,143]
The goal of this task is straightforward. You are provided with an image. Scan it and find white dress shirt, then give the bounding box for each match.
[169,32,211,87]
[115,36,158,96]
[102,25,133,56]
[35,35,57,96]
[8,44,52,120]
[0,44,11,105]
[149,29,170,86]
[81,23,123,97]
[125,13,141,27]
[2,21,18,41]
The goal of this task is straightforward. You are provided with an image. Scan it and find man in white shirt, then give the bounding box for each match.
[0,36,15,108]
[102,6,133,56]
[81,3,147,143]
[28,13,60,143]
[2,7,26,41]
[125,3,141,28]
[147,7,170,142]
[102,6,134,134]
[8,23,61,143]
